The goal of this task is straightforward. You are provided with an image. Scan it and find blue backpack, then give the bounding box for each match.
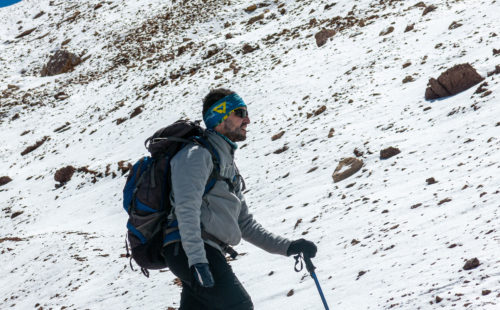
[122,120,222,277]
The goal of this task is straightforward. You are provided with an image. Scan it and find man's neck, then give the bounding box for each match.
[211,130,238,150]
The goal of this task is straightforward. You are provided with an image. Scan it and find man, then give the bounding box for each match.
[162,88,317,309]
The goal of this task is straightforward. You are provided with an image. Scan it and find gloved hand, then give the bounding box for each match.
[191,263,215,288]
[287,238,317,258]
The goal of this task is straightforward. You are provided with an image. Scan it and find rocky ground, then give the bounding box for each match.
[1,0,499,309]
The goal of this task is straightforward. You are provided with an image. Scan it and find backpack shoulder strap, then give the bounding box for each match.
[191,135,236,194]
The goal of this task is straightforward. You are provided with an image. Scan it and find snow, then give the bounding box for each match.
[1,0,499,309]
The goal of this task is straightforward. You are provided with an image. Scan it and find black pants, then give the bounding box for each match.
[163,242,253,310]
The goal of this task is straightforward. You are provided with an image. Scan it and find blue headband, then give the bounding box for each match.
[203,93,247,129]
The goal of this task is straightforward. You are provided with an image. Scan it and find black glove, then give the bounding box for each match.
[287,239,317,258]
[191,263,215,288]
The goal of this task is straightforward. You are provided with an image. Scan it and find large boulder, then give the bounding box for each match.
[332,157,363,183]
[54,165,76,184]
[315,29,335,47]
[425,63,484,100]
[0,176,12,186]
[41,50,82,77]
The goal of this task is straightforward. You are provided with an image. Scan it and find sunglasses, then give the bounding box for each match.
[233,108,249,118]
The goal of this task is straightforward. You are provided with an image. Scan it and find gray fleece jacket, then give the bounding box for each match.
[169,130,291,267]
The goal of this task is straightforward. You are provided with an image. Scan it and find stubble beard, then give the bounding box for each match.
[225,128,246,142]
[223,123,247,142]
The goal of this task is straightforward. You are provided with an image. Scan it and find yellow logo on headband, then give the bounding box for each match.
[213,102,226,114]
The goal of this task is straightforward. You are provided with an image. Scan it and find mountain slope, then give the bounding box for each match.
[1,0,499,309]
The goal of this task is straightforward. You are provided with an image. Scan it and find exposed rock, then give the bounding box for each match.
[116,117,127,125]
[11,211,23,219]
[493,48,500,55]
[244,4,257,13]
[118,161,132,175]
[448,21,463,30]
[402,75,414,83]
[437,198,452,205]
[315,29,335,47]
[353,148,364,157]
[379,26,394,36]
[0,176,12,186]
[54,92,69,100]
[271,131,285,141]
[54,166,76,184]
[286,289,294,297]
[435,296,443,303]
[273,145,289,154]
[203,45,221,59]
[242,43,259,54]
[463,257,480,270]
[404,24,414,32]
[247,13,265,25]
[328,128,335,138]
[474,82,488,94]
[130,106,143,118]
[482,290,491,296]
[422,5,437,16]
[402,62,412,68]
[487,65,500,77]
[15,28,37,39]
[21,136,49,156]
[425,64,484,100]
[356,270,367,280]
[313,105,326,116]
[426,177,438,185]
[0,237,24,243]
[33,11,45,19]
[380,147,400,159]
[332,157,363,183]
[41,50,82,77]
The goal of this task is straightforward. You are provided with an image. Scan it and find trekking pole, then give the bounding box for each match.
[294,254,330,310]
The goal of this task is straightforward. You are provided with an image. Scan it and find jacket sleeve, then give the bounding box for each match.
[238,194,291,256]
[170,144,213,267]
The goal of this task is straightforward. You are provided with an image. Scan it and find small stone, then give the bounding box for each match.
[426,177,437,185]
[422,5,437,16]
[482,290,491,296]
[0,176,13,186]
[332,158,363,183]
[448,21,463,30]
[286,289,294,297]
[379,26,394,36]
[15,28,37,39]
[402,75,414,83]
[463,258,480,270]
[435,296,443,303]
[244,4,257,13]
[380,147,400,159]
[242,43,259,54]
[404,24,415,32]
[328,128,335,138]
[54,166,76,184]
[271,131,285,141]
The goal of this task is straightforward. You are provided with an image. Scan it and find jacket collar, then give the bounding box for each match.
[206,130,237,156]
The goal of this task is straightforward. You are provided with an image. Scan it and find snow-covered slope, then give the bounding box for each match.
[1,0,499,309]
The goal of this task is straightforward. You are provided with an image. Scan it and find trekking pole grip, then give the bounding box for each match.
[303,255,316,274]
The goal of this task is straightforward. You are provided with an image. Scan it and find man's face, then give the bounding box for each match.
[215,108,250,142]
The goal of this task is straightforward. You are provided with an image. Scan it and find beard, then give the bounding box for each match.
[225,128,247,142]
[222,123,247,142]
